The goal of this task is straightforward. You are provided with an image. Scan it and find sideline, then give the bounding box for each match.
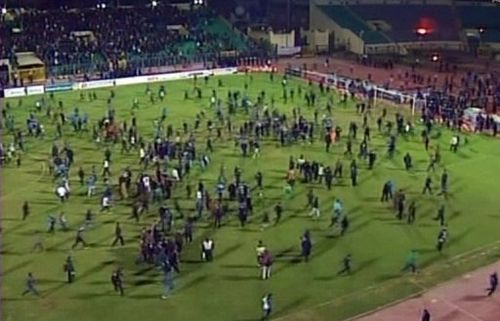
[272,241,500,321]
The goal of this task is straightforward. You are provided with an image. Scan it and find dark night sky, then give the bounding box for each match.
[2,0,192,9]
[1,0,494,9]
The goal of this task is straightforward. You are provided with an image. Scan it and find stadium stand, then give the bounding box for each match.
[0,5,260,78]
[318,5,390,44]
[349,4,460,42]
[457,4,500,42]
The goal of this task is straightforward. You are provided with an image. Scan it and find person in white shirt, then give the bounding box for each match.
[102,159,111,177]
[450,135,458,153]
[101,196,111,212]
[139,147,145,164]
[318,164,324,183]
[63,178,71,194]
[256,240,266,266]
[172,168,180,181]
[297,155,305,169]
[142,175,151,192]
[56,186,67,202]
[261,293,273,320]
[201,238,214,262]
[200,155,210,169]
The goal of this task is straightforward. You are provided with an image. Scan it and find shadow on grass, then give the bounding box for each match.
[222,264,257,270]
[181,274,208,290]
[133,278,157,286]
[217,242,245,260]
[221,275,258,281]
[315,257,380,281]
[72,291,116,299]
[374,273,399,282]
[1,260,33,276]
[232,296,307,321]
[127,293,159,299]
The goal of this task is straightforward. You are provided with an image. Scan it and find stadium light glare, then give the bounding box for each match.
[1,7,7,15]
[151,0,158,7]
[416,28,427,36]
[193,0,204,5]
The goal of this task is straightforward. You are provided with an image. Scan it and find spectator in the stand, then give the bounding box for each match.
[0,5,263,80]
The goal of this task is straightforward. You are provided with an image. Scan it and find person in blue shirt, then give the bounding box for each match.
[381,180,393,202]
[486,272,498,296]
[301,230,312,262]
[439,169,449,198]
[86,174,97,197]
[22,272,40,297]
[330,199,343,227]
[350,160,358,186]
[161,259,175,299]
[421,309,431,321]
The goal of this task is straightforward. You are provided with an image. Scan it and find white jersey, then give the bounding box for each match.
[202,240,214,251]
[57,186,67,197]
[142,176,150,188]
[262,297,270,310]
[172,168,180,181]
[256,245,266,257]
[64,180,71,193]
[102,196,110,207]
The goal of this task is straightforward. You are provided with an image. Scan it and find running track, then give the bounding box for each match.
[354,261,500,321]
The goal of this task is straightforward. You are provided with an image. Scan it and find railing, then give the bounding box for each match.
[44,50,274,79]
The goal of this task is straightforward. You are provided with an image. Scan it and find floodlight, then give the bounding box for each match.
[152,0,158,7]
[416,28,427,36]
[1,7,7,15]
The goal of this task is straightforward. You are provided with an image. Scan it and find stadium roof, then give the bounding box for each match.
[1,0,191,9]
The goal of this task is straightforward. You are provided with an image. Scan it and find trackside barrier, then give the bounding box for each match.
[26,85,45,96]
[4,87,27,98]
[73,68,238,90]
[4,67,238,98]
[46,83,74,93]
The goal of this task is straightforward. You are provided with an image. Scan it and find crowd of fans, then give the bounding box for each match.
[0,5,260,77]
[422,69,500,130]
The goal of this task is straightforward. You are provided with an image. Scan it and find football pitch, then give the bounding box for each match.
[2,73,500,321]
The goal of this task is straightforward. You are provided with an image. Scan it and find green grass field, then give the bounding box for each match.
[2,73,500,321]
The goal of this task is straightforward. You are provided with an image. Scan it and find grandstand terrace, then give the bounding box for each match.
[349,3,460,42]
[309,0,500,55]
[457,1,500,43]
[0,3,263,81]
